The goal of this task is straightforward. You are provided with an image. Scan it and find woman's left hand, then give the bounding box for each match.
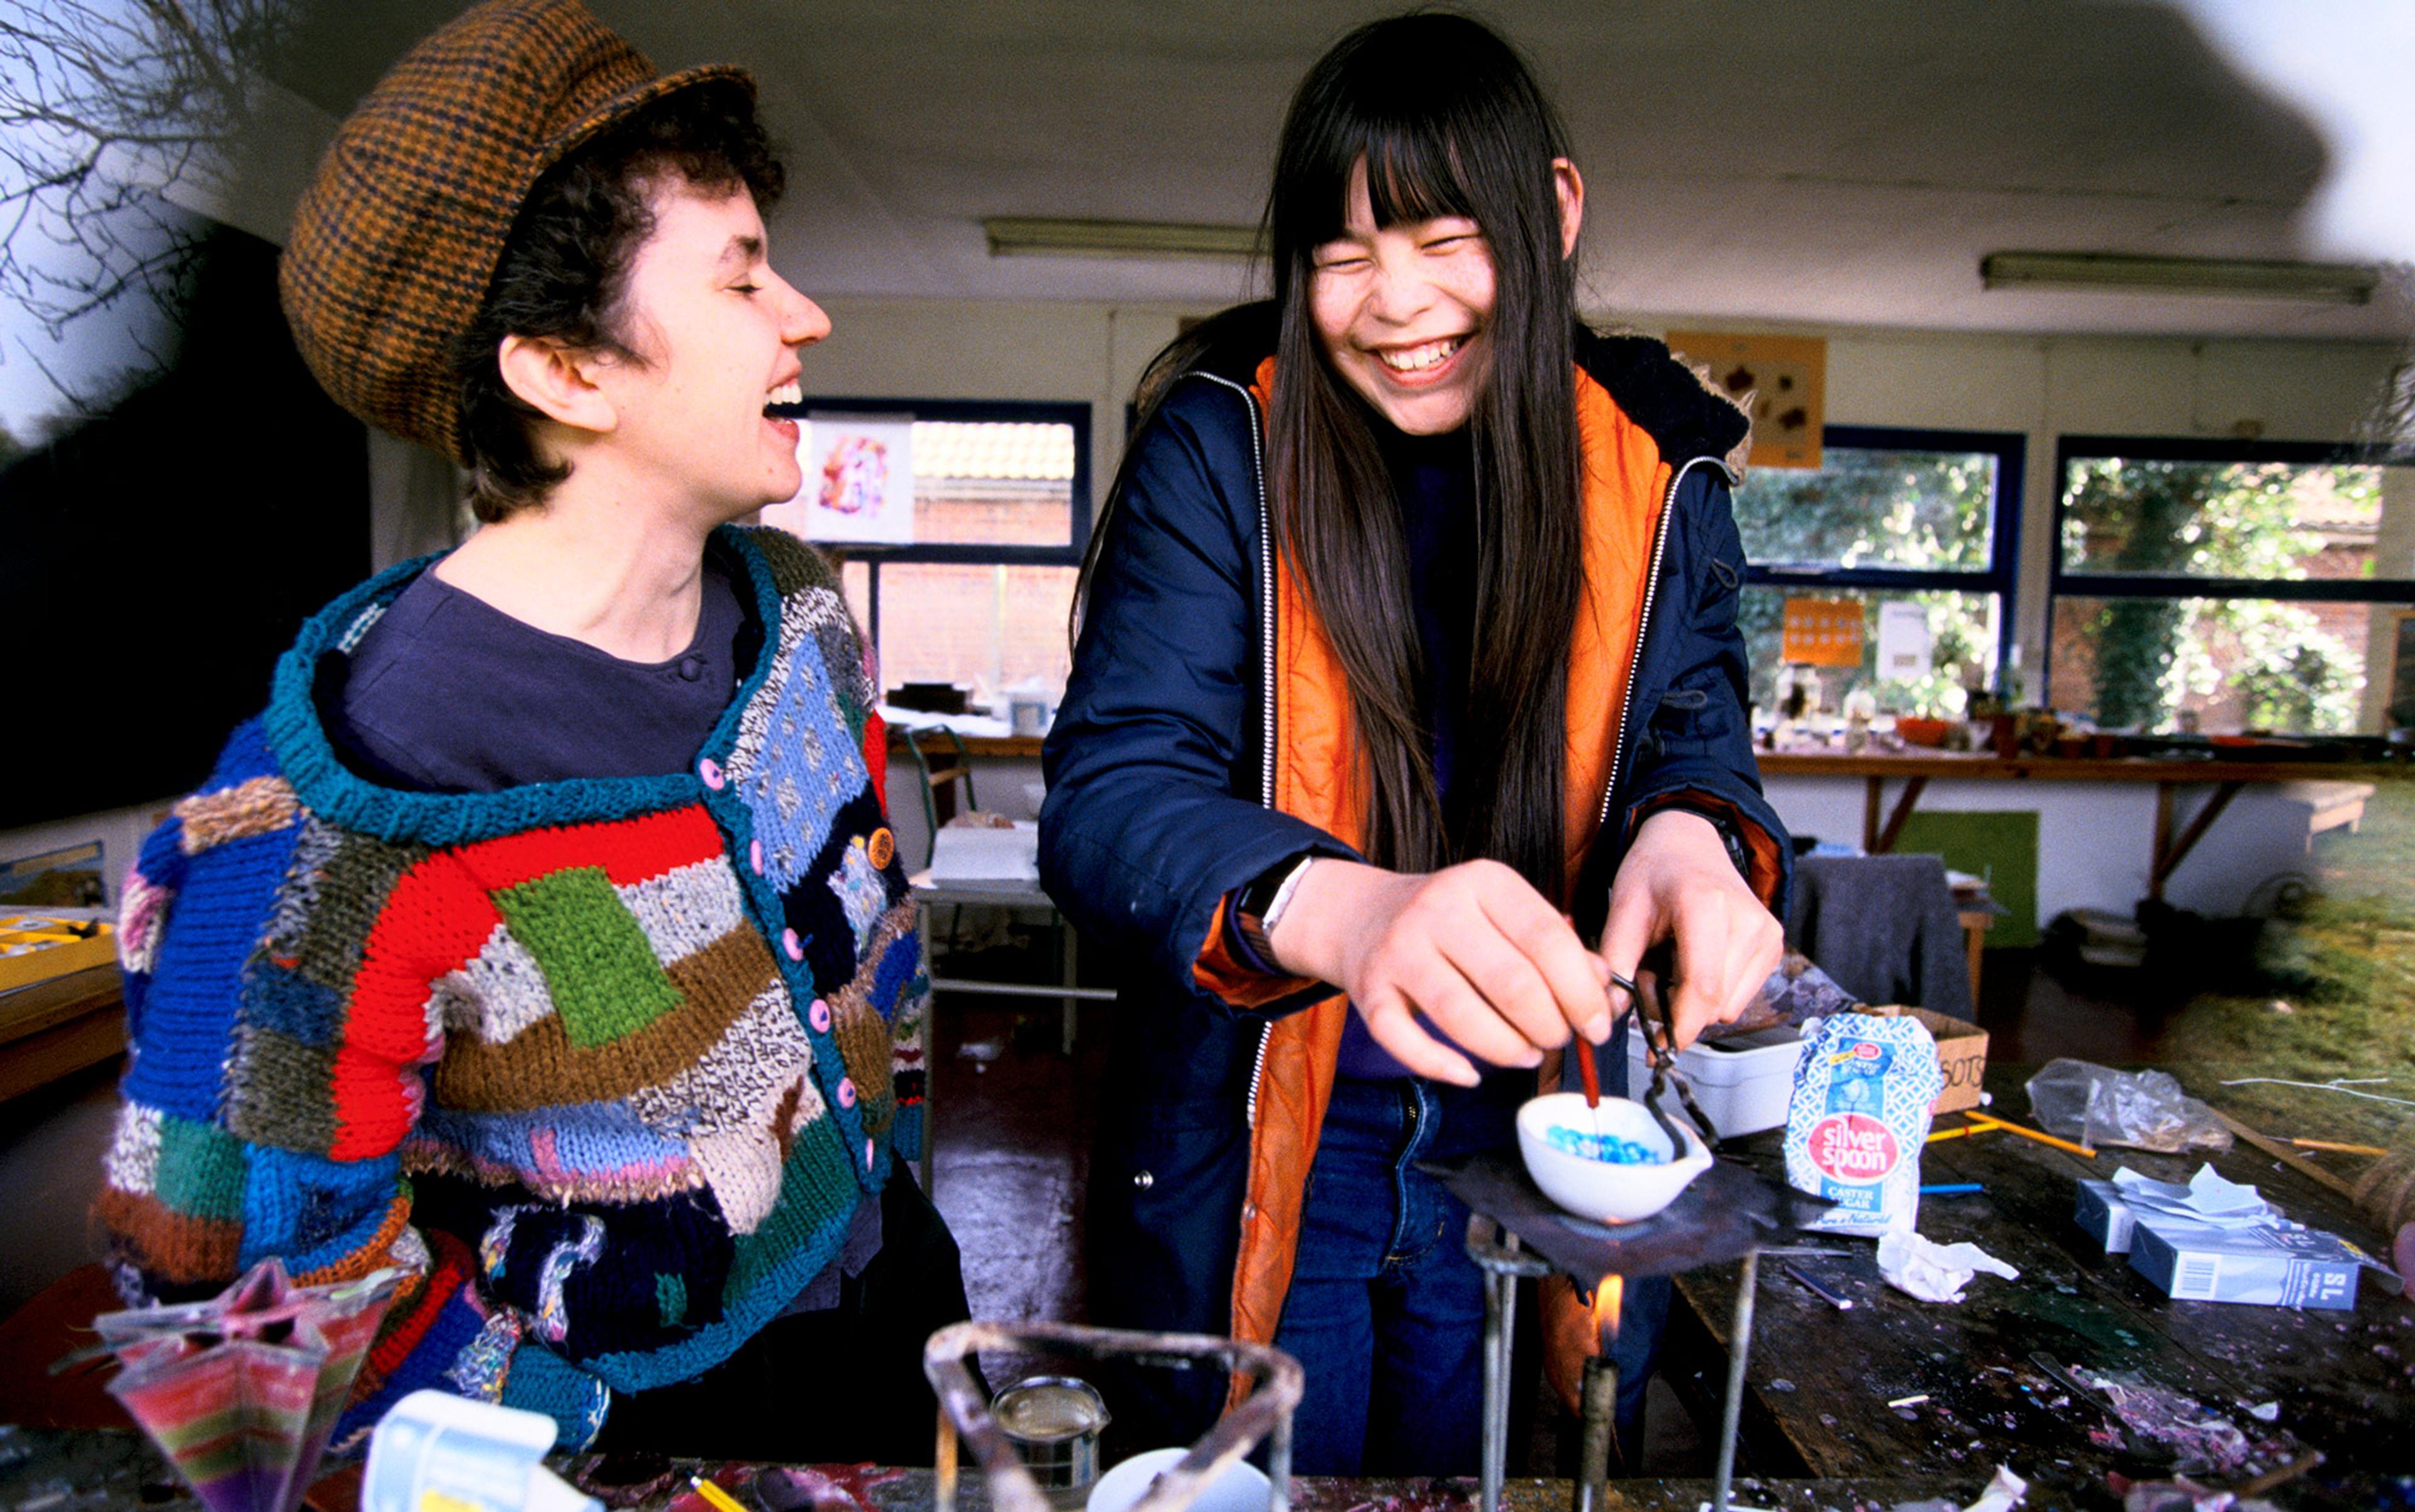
[1597,808,1783,1050]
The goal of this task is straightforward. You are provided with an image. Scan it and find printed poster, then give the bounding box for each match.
[1663,331,1826,469]
[765,414,916,545]
[1782,596,1863,668]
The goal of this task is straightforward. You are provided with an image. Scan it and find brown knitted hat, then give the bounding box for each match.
[279,0,750,462]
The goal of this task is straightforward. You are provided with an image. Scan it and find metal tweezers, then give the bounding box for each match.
[1607,962,1724,1157]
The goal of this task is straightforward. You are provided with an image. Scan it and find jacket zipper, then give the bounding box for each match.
[1598,455,1733,830]
[1194,374,1279,1128]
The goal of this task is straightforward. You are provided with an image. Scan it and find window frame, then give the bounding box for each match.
[2042,434,2415,712]
[1737,423,2028,674]
[775,396,1094,662]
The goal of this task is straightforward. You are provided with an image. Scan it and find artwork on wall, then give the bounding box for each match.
[1877,601,1933,680]
[1783,596,1865,667]
[763,413,916,544]
[1663,330,1826,469]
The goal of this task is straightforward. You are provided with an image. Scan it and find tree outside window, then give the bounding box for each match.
[2048,442,2415,735]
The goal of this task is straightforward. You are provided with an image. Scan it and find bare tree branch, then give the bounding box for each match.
[0,0,296,411]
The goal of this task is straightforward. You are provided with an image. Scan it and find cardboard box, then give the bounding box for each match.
[2075,1178,2136,1254]
[2129,1212,2364,1309]
[0,916,116,994]
[1862,1005,1989,1116]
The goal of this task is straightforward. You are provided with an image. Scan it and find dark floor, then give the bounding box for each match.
[921,925,2218,1476]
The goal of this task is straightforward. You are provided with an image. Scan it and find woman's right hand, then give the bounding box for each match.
[1263,858,1613,1086]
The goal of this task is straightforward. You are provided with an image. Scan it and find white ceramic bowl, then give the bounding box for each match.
[1087,1448,1270,1512]
[1516,1092,1712,1223]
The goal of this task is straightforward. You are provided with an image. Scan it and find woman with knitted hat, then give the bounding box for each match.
[1041,13,1790,1475]
[96,0,967,1462]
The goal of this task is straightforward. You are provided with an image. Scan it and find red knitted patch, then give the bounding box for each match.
[354,1228,474,1400]
[450,805,723,891]
[863,713,889,816]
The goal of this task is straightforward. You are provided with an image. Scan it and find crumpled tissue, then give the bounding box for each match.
[1877,1230,2021,1303]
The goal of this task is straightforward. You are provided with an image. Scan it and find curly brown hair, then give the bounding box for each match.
[452,78,784,522]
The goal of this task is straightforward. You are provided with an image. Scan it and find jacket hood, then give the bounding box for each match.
[1157,301,1752,474]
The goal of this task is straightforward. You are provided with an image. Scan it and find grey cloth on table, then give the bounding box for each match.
[1784,853,1971,1011]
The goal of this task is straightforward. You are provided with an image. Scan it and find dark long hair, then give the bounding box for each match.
[1272,13,1584,899]
[1072,14,1583,901]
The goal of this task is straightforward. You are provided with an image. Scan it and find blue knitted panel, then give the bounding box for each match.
[414,1102,693,1194]
[741,626,865,892]
[235,1145,401,1272]
[122,837,300,1122]
[869,922,923,1025]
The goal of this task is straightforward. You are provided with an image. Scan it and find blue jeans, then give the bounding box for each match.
[1274,1053,1671,1475]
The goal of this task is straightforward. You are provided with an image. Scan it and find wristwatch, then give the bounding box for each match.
[1233,853,1318,965]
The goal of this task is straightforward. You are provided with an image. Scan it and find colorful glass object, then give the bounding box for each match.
[94,1259,401,1512]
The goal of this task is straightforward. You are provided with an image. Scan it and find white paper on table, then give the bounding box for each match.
[1962,1465,2028,1512]
[1876,1230,2021,1303]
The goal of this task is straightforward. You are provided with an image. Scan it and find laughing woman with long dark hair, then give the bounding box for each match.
[1041,13,1790,1473]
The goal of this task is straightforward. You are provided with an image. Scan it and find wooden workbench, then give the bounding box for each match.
[1662,1062,2408,1508]
[1758,750,2402,900]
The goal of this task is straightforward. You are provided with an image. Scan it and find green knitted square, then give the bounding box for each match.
[655,1272,687,1328]
[155,1115,247,1222]
[491,866,684,1050]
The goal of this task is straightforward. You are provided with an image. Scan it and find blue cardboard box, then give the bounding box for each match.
[2075,1179,2136,1254]
[2129,1212,2363,1309]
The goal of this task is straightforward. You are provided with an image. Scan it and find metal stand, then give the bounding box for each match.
[1463,1216,1766,1512]
[924,1320,1301,1512]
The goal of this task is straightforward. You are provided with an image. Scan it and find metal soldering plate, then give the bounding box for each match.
[1416,1150,1834,1280]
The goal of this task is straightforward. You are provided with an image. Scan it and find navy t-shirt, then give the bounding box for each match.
[333,557,747,792]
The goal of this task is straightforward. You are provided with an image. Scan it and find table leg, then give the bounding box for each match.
[1862,777,1882,853]
[2150,781,2245,901]
[1965,924,1985,1013]
[1871,777,1929,854]
[1059,915,1079,1056]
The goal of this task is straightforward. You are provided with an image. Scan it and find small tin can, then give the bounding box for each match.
[991,1376,1111,1503]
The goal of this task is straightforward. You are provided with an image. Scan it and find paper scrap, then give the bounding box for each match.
[1962,1465,2027,1512]
[1877,1230,2021,1303]
[2111,1164,2276,1228]
[1884,1464,2026,1512]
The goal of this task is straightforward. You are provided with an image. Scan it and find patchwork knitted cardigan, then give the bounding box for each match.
[95,526,928,1450]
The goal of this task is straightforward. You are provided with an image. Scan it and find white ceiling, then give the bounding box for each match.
[273,0,2414,341]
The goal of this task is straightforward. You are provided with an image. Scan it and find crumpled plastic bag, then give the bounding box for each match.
[1877,1230,2021,1303]
[2025,1059,2233,1153]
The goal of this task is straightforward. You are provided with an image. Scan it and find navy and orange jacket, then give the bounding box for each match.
[1039,321,1790,1441]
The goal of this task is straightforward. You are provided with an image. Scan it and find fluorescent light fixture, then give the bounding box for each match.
[1980,250,2378,304]
[983,217,1261,262]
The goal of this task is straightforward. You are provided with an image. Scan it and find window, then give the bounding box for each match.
[2045,438,2415,735]
[1729,426,2024,714]
[765,399,1091,708]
